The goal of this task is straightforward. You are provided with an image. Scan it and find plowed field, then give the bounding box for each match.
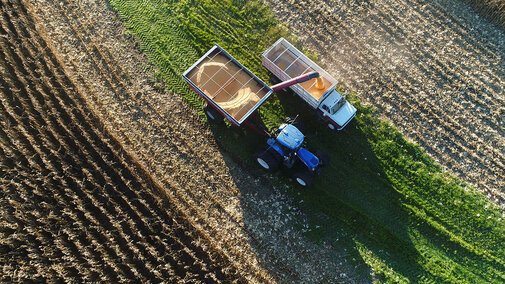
[0,0,245,281]
[0,0,357,282]
[266,0,505,206]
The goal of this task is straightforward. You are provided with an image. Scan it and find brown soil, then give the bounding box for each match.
[266,0,505,207]
[0,0,361,282]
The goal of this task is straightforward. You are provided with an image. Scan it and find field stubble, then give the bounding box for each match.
[0,0,362,282]
[266,0,505,206]
[0,0,251,281]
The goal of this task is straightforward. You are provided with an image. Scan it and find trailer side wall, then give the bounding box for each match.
[262,38,338,109]
[183,45,273,125]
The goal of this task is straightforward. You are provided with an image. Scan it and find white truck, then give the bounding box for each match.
[262,38,357,130]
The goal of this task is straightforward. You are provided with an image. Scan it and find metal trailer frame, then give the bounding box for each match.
[262,37,338,109]
[182,44,274,127]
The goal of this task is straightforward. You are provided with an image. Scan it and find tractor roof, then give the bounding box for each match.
[276,124,304,150]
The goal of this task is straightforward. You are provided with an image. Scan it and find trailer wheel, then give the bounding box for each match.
[315,150,330,166]
[293,172,313,187]
[255,150,280,171]
[204,103,223,123]
[327,122,336,130]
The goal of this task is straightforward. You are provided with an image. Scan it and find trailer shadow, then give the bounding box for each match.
[206,100,432,282]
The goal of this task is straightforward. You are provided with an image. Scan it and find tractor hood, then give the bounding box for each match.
[297,147,319,169]
[276,124,304,150]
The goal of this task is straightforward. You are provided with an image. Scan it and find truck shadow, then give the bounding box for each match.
[206,93,433,282]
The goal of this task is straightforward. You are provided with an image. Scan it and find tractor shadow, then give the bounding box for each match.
[206,91,432,282]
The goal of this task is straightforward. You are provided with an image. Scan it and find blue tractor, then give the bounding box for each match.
[255,118,329,187]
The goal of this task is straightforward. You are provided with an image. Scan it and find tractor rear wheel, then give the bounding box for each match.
[293,172,313,187]
[255,149,280,171]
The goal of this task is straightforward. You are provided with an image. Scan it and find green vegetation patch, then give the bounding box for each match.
[109,0,505,282]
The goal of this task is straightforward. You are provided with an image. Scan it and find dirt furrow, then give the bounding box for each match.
[0,38,165,282]
[0,157,127,282]
[0,37,234,284]
[1,177,115,282]
[8,9,242,284]
[1,1,249,280]
[0,108,133,282]
[0,78,149,282]
[0,178,96,282]
[52,53,245,282]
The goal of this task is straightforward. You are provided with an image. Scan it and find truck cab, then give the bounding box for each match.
[318,90,357,130]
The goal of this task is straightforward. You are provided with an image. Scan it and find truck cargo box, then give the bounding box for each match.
[262,38,338,109]
[183,45,273,126]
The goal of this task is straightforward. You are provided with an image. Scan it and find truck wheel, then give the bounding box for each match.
[293,172,313,187]
[315,150,330,166]
[327,122,336,130]
[204,103,223,123]
[256,150,280,171]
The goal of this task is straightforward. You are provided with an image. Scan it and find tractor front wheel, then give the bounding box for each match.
[315,150,330,166]
[293,172,313,187]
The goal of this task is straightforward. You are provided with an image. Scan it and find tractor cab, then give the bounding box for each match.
[256,121,329,187]
[276,124,304,149]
